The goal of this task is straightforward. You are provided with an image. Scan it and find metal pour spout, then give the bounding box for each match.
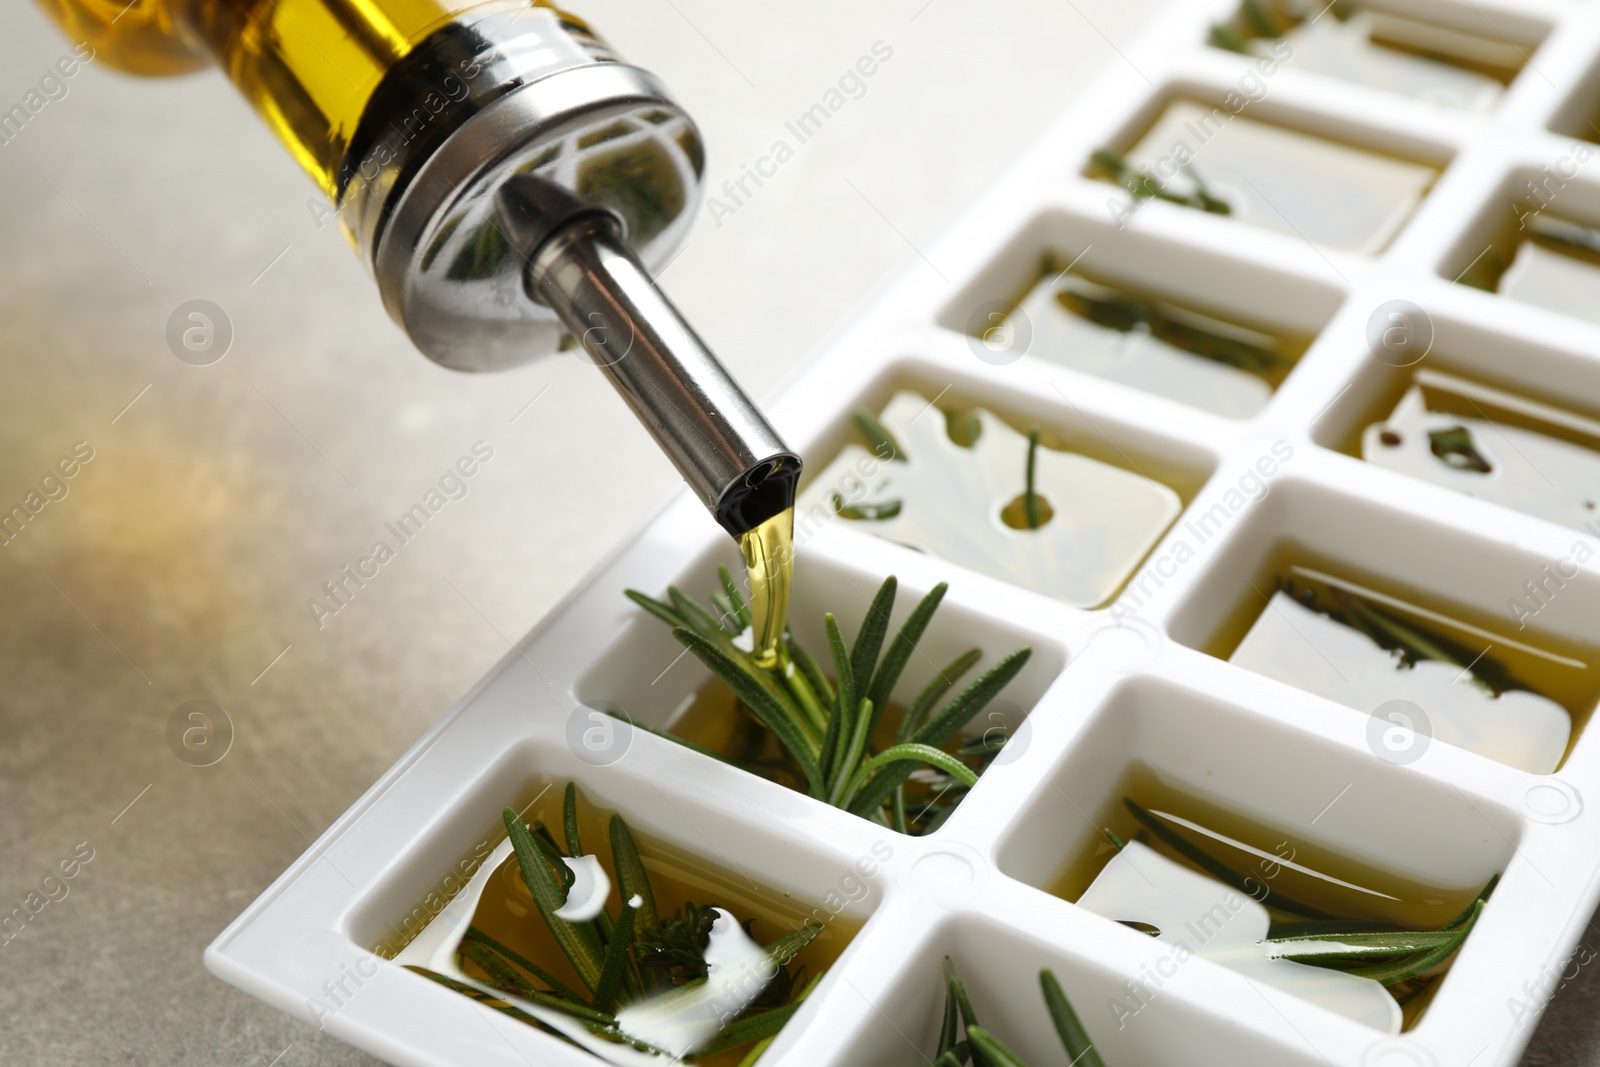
[496,175,800,539]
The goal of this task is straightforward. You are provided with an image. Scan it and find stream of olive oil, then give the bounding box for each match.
[460,781,856,1065]
[738,507,795,669]
[1050,764,1488,1029]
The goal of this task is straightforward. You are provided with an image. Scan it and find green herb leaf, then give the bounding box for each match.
[1258,927,1465,962]
[670,627,824,795]
[503,807,608,992]
[693,971,822,1057]
[937,957,962,1056]
[821,613,856,789]
[844,743,979,811]
[460,937,543,1000]
[943,956,980,1030]
[463,926,587,1005]
[593,896,640,1014]
[852,577,898,698]
[866,582,948,732]
[670,585,735,639]
[829,698,877,805]
[1209,22,1250,53]
[1041,968,1105,1067]
[967,1026,1032,1067]
[847,651,1029,820]
[898,649,981,744]
[853,408,906,462]
[1344,901,1484,985]
[916,648,1033,748]
[719,565,752,630]
[407,967,591,1036]
[562,783,583,858]
[788,636,835,705]
[624,588,687,630]
[609,815,658,939]
[1243,0,1280,37]
[763,921,826,969]
[1122,798,1333,920]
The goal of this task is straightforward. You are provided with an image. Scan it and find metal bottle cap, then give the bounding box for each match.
[341,6,799,534]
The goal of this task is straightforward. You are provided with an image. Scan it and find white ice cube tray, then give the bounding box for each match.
[206,0,1600,1064]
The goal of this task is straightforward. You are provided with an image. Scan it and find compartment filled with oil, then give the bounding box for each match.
[988,261,1309,418]
[1088,100,1438,254]
[1053,765,1493,1032]
[796,391,1183,606]
[1210,549,1598,773]
[1360,366,1600,531]
[667,677,1022,837]
[1210,0,1527,111]
[1457,212,1600,328]
[390,781,857,1065]
[621,563,1033,837]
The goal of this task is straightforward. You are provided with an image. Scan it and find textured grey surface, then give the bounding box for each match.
[0,1,1596,1065]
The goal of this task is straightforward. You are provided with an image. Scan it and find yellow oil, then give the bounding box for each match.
[1049,764,1488,1029]
[738,506,794,670]
[459,780,856,1064]
[34,0,591,196]
[1202,542,1600,759]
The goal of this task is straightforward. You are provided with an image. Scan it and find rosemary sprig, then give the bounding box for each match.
[441,787,821,1062]
[1289,581,1522,697]
[1054,285,1290,378]
[831,408,910,523]
[1115,796,1498,992]
[1209,0,1301,53]
[626,571,1031,834]
[936,959,1106,1067]
[1087,149,1231,216]
[1041,968,1106,1067]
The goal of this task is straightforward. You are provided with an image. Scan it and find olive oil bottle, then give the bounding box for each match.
[35,0,804,558]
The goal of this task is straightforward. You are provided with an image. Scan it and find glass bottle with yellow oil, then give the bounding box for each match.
[34,0,802,620]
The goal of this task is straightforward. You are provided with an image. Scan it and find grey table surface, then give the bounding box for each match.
[0,1,1596,1064]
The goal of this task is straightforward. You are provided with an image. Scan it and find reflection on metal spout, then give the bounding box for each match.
[520,211,800,537]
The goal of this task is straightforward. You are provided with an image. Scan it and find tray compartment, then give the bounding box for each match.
[1084,82,1450,253]
[993,675,1515,1029]
[937,208,1342,418]
[1166,476,1600,772]
[1312,307,1600,533]
[573,539,1068,831]
[789,358,1214,608]
[836,910,1333,1066]
[343,736,885,1065]
[1443,162,1600,326]
[1206,0,1545,111]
